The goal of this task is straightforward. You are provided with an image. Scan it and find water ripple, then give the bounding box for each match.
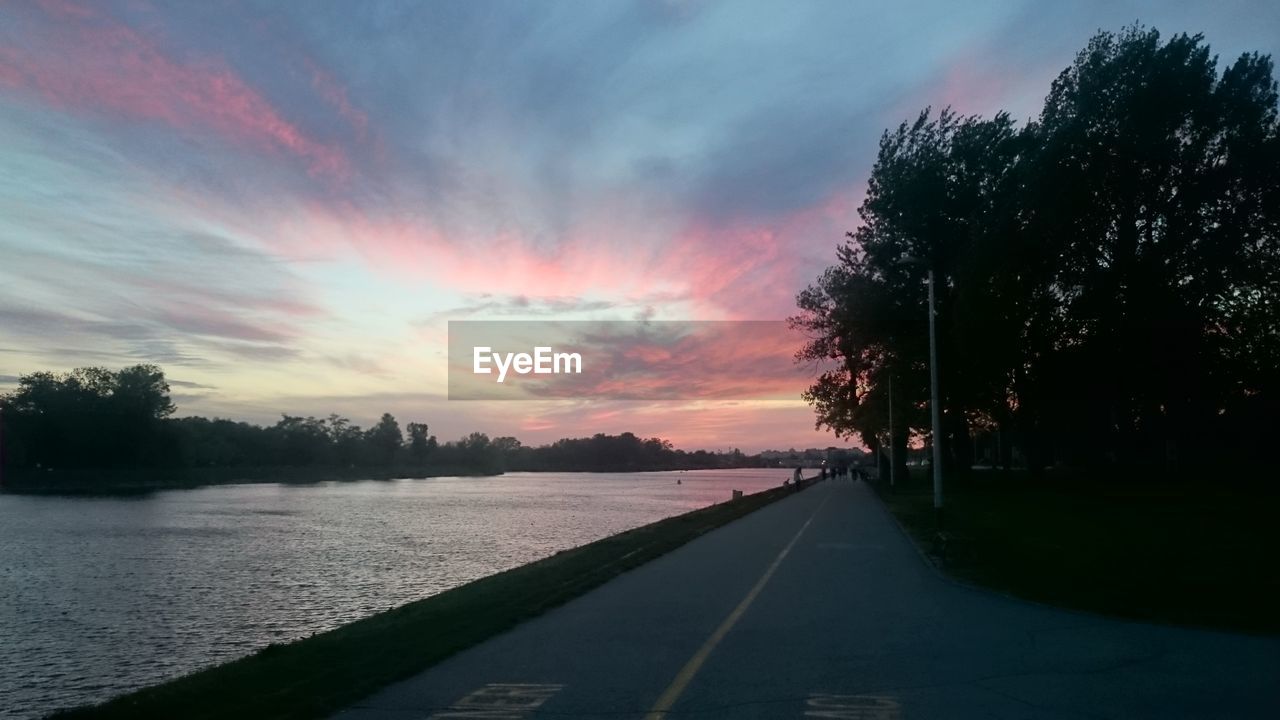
[0,469,789,719]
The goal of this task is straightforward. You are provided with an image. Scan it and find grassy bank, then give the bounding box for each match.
[875,469,1280,634]
[53,481,805,720]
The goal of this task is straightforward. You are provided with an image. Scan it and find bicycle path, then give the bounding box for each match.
[334,479,1280,719]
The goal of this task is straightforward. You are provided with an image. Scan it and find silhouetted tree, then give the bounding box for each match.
[2,365,175,468]
[407,422,436,465]
[366,413,403,465]
[795,26,1280,477]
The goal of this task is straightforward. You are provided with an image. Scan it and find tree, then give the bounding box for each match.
[794,109,1019,475]
[272,415,334,465]
[795,25,1280,477]
[366,413,403,465]
[327,415,365,466]
[2,365,176,467]
[1021,27,1280,470]
[407,422,435,464]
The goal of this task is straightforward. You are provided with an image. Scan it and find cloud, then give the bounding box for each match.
[426,295,619,322]
[0,0,350,178]
[0,306,155,342]
[168,379,217,390]
[0,303,299,369]
[447,321,808,401]
[149,304,295,345]
[324,353,390,377]
[4,0,1278,450]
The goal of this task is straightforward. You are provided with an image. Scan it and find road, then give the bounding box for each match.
[333,479,1280,719]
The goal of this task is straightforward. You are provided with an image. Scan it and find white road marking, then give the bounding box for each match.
[804,693,901,719]
[644,489,834,719]
[815,542,884,551]
[428,683,564,719]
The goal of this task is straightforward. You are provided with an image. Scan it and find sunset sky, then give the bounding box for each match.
[2,0,1277,452]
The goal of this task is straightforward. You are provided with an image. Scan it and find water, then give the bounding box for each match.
[0,468,790,718]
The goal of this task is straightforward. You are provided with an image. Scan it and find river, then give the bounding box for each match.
[0,468,792,718]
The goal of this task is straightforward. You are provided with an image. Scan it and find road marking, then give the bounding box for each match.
[644,489,833,719]
[815,542,883,551]
[428,683,564,719]
[805,693,901,719]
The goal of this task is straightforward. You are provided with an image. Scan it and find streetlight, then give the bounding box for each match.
[887,374,896,490]
[897,256,943,525]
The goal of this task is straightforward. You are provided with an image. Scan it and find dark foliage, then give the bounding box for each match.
[0,366,763,481]
[792,27,1280,476]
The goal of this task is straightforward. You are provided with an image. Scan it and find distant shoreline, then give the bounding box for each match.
[0,464,789,495]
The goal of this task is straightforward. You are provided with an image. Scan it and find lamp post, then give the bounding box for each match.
[925,267,943,524]
[897,257,943,525]
[887,374,896,489]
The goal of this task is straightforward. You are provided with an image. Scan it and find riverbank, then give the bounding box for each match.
[873,469,1280,635]
[50,479,813,719]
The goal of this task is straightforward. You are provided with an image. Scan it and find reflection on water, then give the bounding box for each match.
[0,468,790,718]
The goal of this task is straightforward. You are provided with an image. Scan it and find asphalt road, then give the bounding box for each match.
[333,479,1280,719]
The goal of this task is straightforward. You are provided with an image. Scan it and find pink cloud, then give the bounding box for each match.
[493,400,857,453]
[270,202,670,303]
[245,178,863,323]
[558,322,805,400]
[0,0,349,178]
[150,301,296,344]
[446,321,808,403]
[0,48,22,86]
[305,57,369,142]
[886,40,1061,124]
[652,184,864,319]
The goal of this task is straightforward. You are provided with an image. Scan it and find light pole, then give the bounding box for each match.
[925,267,943,523]
[887,374,896,489]
[897,257,943,525]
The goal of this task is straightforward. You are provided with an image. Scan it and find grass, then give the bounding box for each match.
[875,468,1280,635]
[52,482,801,720]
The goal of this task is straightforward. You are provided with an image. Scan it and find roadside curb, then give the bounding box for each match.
[861,481,952,582]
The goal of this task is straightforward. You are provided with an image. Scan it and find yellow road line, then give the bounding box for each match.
[644,488,832,719]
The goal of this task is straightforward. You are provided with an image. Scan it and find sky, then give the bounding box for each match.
[1,0,1278,452]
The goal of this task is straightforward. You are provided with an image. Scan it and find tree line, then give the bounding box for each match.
[792,27,1279,479]
[0,365,765,481]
